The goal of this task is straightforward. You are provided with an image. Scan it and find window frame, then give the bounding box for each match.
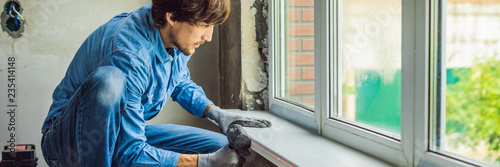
[268,0,318,132]
[424,1,498,166]
[269,0,496,166]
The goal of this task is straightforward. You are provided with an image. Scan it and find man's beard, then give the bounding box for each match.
[170,31,193,56]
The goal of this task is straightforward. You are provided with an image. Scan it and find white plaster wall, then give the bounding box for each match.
[0,0,220,166]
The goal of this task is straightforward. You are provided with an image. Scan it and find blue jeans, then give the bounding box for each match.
[41,66,227,167]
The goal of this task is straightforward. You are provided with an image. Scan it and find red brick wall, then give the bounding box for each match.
[286,0,315,107]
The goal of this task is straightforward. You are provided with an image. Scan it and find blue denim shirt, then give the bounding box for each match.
[42,4,213,166]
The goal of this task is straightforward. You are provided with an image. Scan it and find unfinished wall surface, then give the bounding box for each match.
[241,0,270,110]
[218,0,243,109]
[0,0,220,166]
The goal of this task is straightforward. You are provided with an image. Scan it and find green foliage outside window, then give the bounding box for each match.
[446,53,500,162]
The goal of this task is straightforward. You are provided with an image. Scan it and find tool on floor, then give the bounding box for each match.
[0,144,38,167]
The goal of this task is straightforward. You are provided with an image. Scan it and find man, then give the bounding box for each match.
[41,0,271,166]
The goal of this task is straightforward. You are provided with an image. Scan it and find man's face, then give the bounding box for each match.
[170,22,214,55]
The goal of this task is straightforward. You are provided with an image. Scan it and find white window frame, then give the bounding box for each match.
[269,0,497,166]
[323,0,407,164]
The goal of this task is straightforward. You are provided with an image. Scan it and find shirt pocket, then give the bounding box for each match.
[150,87,165,101]
[142,88,165,107]
[143,88,167,120]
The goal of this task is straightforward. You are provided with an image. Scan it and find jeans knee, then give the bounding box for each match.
[209,133,229,152]
[87,66,126,106]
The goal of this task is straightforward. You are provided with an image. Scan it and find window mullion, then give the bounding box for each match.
[410,0,431,166]
[269,0,278,102]
[314,0,330,135]
[401,0,416,165]
[402,0,431,166]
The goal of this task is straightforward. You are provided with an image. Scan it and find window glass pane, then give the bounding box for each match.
[280,0,315,109]
[434,0,500,165]
[338,0,401,135]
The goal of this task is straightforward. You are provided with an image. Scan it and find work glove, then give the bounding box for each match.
[198,144,240,167]
[207,106,272,134]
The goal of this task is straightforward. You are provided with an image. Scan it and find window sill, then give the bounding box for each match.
[224,109,392,167]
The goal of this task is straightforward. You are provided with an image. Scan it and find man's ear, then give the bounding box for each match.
[165,12,176,26]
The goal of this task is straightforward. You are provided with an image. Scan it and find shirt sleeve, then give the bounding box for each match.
[105,50,180,167]
[171,57,214,118]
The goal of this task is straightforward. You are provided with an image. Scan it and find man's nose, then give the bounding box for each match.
[202,25,214,42]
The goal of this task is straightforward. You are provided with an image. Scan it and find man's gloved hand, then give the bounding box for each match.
[207,106,272,134]
[198,144,240,167]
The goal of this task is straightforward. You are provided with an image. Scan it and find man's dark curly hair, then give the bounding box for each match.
[151,0,230,28]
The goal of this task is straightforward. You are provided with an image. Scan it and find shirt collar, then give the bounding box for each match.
[148,11,175,63]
